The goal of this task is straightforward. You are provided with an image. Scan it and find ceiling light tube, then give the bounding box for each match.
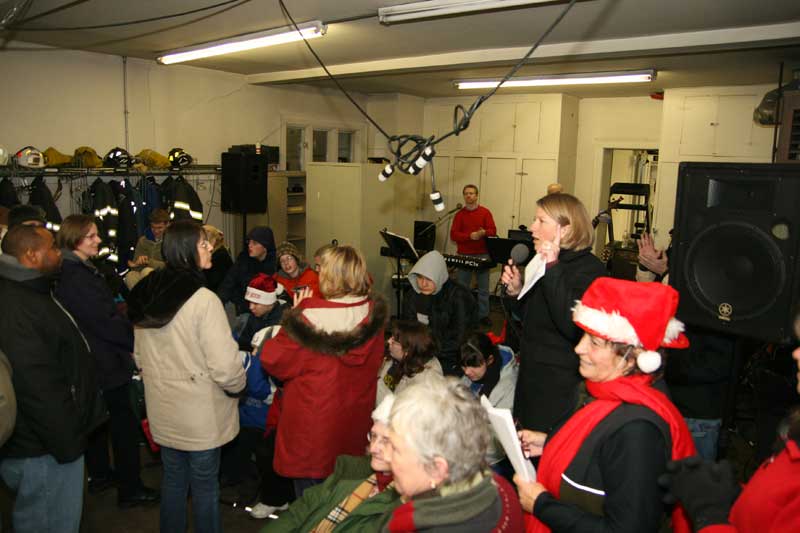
[378,0,557,24]
[455,69,656,89]
[157,21,327,65]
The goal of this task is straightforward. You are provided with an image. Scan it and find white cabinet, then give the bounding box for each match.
[480,104,516,153]
[666,89,774,161]
[481,158,519,237]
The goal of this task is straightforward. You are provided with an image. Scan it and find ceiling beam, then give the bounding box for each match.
[246,21,800,85]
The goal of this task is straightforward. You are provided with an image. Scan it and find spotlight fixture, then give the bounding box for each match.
[157,21,327,65]
[378,0,557,24]
[455,70,656,89]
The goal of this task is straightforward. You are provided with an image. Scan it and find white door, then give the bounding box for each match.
[481,158,519,239]
[480,103,515,153]
[678,96,717,156]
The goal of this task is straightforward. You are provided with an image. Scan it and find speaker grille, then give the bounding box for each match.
[683,222,786,321]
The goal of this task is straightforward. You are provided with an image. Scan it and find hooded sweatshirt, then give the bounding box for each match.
[404,251,477,375]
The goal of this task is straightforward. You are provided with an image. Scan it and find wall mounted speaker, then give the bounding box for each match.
[670,162,800,342]
[221,152,268,213]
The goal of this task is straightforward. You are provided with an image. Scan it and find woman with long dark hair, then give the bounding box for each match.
[376,320,443,406]
[127,220,245,533]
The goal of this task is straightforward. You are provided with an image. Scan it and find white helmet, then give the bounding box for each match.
[0,146,8,166]
[15,146,46,168]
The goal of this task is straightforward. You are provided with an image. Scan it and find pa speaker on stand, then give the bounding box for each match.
[669,162,800,343]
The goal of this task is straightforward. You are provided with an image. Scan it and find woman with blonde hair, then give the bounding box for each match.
[260,244,387,497]
[501,193,606,434]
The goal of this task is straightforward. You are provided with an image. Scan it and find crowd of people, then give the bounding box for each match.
[0,187,799,533]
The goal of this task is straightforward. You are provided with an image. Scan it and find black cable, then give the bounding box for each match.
[278,0,391,140]
[14,0,89,26]
[12,0,242,31]
[276,0,579,184]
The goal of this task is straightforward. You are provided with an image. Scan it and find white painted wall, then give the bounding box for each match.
[573,96,663,218]
[0,45,369,239]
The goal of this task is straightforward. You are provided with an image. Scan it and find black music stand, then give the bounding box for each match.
[413,220,436,252]
[380,229,418,317]
[487,236,533,267]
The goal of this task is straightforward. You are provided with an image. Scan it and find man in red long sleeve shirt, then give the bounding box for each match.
[449,184,496,325]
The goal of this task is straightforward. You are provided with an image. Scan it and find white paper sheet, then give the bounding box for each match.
[481,396,536,482]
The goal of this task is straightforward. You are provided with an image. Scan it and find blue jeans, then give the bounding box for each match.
[160,447,221,533]
[0,454,84,533]
[292,477,323,499]
[685,417,722,461]
[456,258,490,319]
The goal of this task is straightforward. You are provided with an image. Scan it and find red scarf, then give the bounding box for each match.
[524,374,696,533]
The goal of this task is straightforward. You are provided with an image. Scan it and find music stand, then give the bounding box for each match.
[487,236,533,267]
[380,229,418,316]
[413,220,436,252]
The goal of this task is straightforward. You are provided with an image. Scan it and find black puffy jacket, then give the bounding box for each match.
[0,255,106,463]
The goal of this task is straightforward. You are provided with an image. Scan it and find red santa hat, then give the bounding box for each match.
[572,277,689,373]
[245,273,284,306]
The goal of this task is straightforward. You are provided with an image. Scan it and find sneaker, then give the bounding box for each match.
[249,502,289,519]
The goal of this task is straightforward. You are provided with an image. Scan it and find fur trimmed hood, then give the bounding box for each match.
[127,267,204,328]
[281,295,388,360]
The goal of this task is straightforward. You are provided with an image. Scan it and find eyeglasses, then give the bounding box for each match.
[367,431,390,446]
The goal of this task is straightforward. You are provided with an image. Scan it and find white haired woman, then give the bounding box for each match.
[382,374,523,531]
[514,278,696,532]
[263,395,401,532]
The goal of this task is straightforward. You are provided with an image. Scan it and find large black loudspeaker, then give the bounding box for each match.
[221,152,268,213]
[670,162,800,342]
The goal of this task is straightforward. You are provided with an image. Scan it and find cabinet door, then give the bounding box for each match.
[481,158,519,239]
[306,164,362,253]
[513,102,542,153]
[715,95,762,157]
[479,103,515,153]
[456,110,482,152]
[678,96,717,156]
[518,159,557,229]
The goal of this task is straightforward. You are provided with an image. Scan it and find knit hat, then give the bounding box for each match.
[276,241,302,263]
[245,273,284,306]
[572,278,689,374]
[8,204,46,228]
[246,226,275,251]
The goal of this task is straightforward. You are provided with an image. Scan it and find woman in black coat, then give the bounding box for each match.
[501,193,606,433]
[55,214,158,507]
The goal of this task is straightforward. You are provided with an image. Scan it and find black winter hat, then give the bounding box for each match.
[9,204,46,228]
[246,226,275,251]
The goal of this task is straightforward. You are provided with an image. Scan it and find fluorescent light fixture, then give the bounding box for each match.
[378,0,556,24]
[455,70,656,89]
[157,21,327,65]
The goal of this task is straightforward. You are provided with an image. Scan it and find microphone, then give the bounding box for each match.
[501,243,531,295]
[443,203,463,216]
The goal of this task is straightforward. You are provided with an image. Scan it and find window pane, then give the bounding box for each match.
[286,126,304,171]
[313,130,328,162]
[338,131,353,163]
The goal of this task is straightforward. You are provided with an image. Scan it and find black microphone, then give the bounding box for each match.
[443,203,463,215]
[501,243,531,295]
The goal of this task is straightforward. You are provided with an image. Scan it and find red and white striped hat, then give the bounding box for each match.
[572,277,689,373]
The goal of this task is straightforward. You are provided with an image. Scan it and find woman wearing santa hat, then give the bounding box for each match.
[513,277,697,533]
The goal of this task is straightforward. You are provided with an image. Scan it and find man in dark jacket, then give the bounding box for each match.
[0,225,106,533]
[218,226,277,315]
[403,250,477,376]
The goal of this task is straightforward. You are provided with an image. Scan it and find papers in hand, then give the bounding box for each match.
[517,253,547,300]
[480,396,536,482]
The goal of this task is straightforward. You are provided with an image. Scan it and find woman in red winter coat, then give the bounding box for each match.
[260,245,387,497]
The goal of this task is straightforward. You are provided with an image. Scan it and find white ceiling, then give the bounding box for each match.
[3,0,800,97]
